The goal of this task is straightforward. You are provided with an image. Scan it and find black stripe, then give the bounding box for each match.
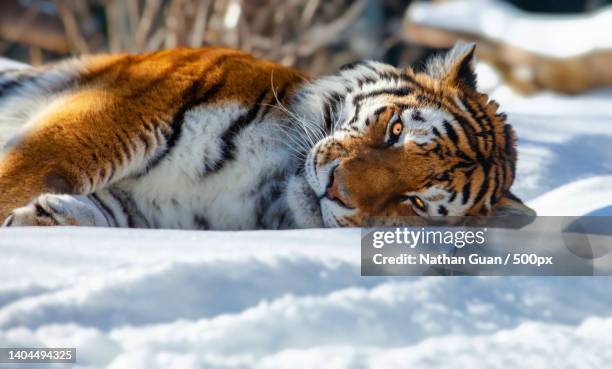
[352,87,413,105]
[464,166,477,179]
[448,160,474,174]
[496,112,508,121]
[139,132,151,154]
[141,54,242,173]
[377,70,402,82]
[430,143,444,160]
[115,132,132,162]
[450,112,481,154]
[120,126,139,159]
[107,161,116,182]
[460,97,490,134]
[456,150,475,165]
[461,180,472,205]
[473,170,490,207]
[0,67,71,99]
[490,163,501,204]
[373,106,387,118]
[437,205,449,216]
[416,94,428,103]
[4,215,14,226]
[347,103,362,126]
[505,191,522,203]
[339,60,375,72]
[107,189,136,228]
[442,121,459,146]
[144,77,226,172]
[507,159,516,185]
[475,150,491,171]
[35,203,55,220]
[90,193,118,227]
[357,76,377,88]
[205,88,269,173]
[436,171,450,182]
[339,61,362,72]
[399,72,427,91]
[500,158,508,192]
[254,177,284,229]
[0,80,23,98]
[360,62,378,73]
[323,92,343,134]
[503,124,515,156]
[411,109,425,122]
[502,126,516,187]
[0,69,38,98]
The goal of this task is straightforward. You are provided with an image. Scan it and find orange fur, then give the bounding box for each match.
[0,48,307,221]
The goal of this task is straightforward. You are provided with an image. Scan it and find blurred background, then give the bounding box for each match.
[1,0,412,75]
[2,0,612,94]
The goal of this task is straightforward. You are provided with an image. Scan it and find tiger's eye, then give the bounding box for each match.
[391,122,403,136]
[413,196,426,210]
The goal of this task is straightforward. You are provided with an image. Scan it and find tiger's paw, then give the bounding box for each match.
[2,194,109,227]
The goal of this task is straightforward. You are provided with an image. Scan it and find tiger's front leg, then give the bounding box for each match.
[0,87,172,223]
[3,194,111,227]
[3,188,151,228]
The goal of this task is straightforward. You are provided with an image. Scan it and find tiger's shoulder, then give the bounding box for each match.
[80,47,309,102]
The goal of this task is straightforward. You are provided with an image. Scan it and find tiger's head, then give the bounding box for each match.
[288,42,535,228]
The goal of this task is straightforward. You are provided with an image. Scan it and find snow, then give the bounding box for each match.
[483,75,612,212]
[0,58,27,70]
[1,227,612,368]
[1,32,612,369]
[408,0,612,57]
[528,176,612,216]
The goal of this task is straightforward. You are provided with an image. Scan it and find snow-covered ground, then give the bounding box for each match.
[491,82,612,215]
[1,228,612,368]
[1,16,612,368]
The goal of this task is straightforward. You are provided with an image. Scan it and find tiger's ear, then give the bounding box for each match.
[489,191,537,228]
[426,42,477,91]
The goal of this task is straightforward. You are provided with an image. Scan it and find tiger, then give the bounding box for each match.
[0,42,535,230]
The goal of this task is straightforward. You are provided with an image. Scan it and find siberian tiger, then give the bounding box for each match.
[0,42,534,229]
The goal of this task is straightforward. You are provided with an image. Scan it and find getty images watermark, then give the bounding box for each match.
[361,216,612,276]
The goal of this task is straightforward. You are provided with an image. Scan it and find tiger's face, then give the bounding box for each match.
[298,43,535,227]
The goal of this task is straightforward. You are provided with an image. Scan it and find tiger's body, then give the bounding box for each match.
[0,43,535,229]
[0,48,318,229]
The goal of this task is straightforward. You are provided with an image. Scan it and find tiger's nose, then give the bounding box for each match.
[325,167,354,209]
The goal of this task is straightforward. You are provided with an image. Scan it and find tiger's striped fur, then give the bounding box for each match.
[0,43,535,229]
